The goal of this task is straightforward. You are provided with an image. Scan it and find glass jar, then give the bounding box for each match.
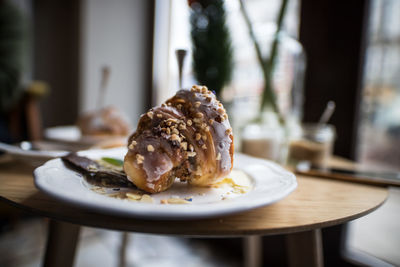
[288,123,336,167]
[225,22,306,165]
[241,123,284,162]
[240,109,303,164]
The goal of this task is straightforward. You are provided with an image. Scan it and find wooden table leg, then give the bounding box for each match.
[43,220,81,267]
[243,236,262,267]
[286,229,324,267]
[118,232,130,267]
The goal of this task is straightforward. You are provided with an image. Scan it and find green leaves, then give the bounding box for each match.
[239,0,289,125]
[190,0,233,98]
[101,157,124,167]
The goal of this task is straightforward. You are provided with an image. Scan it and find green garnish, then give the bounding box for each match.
[101,157,124,167]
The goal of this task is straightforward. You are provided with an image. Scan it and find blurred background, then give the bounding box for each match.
[0,0,399,266]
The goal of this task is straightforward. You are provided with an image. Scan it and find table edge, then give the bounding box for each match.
[0,188,388,237]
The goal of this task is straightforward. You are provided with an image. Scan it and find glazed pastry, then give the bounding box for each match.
[77,106,131,136]
[124,85,234,193]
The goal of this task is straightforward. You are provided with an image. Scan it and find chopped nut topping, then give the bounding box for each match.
[157,113,163,118]
[195,112,204,118]
[195,133,201,141]
[202,135,207,141]
[166,128,171,135]
[209,119,214,124]
[177,104,182,109]
[140,194,154,203]
[179,124,186,130]
[191,85,202,93]
[136,154,144,164]
[187,119,193,126]
[161,103,167,107]
[126,192,142,200]
[164,198,191,204]
[202,144,207,149]
[206,96,212,102]
[128,140,137,149]
[171,134,180,142]
[194,101,201,108]
[176,98,185,103]
[201,123,207,129]
[167,102,172,106]
[172,128,179,135]
[205,126,210,132]
[195,166,203,175]
[147,145,154,152]
[187,151,197,157]
[189,144,194,151]
[147,111,153,119]
[217,108,224,114]
[226,128,232,135]
[166,121,172,126]
[216,153,221,160]
[88,164,97,171]
[193,118,202,124]
[181,142,188,150]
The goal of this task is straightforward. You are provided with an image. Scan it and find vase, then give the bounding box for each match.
[234,30,305,164]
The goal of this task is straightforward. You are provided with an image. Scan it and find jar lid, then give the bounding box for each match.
[302,123,336,143]
[242,123,284,140]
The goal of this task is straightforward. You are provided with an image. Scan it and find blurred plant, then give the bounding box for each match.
[189,0,233,98]
[239,0,289,124]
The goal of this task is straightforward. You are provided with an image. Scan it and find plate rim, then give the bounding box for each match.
[34,149,297,220]
[0,142,68,160]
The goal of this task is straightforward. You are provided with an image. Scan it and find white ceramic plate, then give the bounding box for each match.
[0,142,68,163]
[34,148,297,220]
[44,126,128,149]
[44,125,82,142]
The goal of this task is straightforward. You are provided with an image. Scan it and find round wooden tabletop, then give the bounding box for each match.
[0,158,388,237]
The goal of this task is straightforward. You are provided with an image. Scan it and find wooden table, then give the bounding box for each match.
[0,158,388,267]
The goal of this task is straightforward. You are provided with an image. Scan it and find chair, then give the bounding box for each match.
[7,81,48,142]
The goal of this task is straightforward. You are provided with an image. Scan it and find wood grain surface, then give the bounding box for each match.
[0,158,388,237]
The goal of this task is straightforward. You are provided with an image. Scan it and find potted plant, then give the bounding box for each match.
[239,0,305,163]
[189,0,233,99]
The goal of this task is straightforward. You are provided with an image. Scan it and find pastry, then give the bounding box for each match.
[77,106,131,136]
[62,153,134,188]
[124,85,234,193]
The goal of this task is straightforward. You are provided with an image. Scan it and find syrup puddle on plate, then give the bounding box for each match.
[85,169,253,205]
